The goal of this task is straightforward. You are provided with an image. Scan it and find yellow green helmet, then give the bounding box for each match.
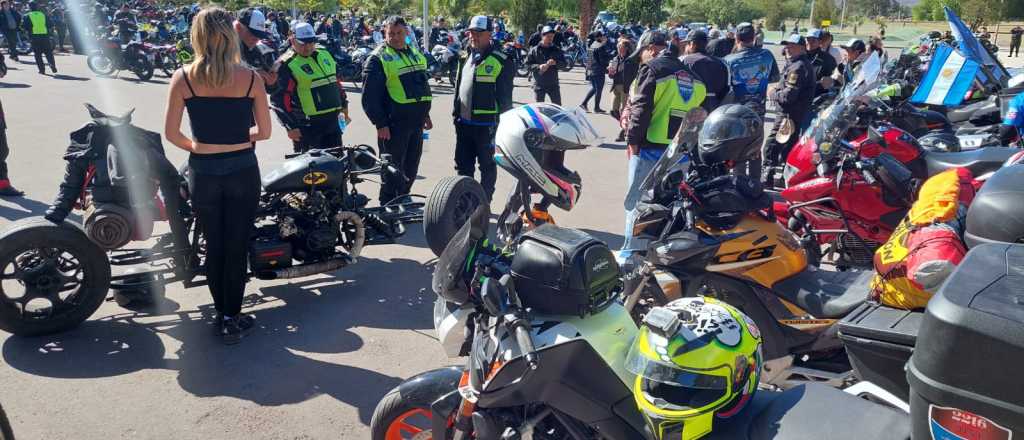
[625,297,763,440]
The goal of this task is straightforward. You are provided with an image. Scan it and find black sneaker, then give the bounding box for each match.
[236,313,256,332]
[0,186,24,197]
[220,315,252,345]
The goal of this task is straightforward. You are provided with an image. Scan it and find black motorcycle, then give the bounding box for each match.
[0,105,424,337]
[87,31,154,81]
[321,35,362,84]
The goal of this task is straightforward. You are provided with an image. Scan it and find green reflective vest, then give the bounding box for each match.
[636,69,707,145]
[27,11,47,35]
[376,45,432,104]
[285,49,343,117]
[461,51,505,115]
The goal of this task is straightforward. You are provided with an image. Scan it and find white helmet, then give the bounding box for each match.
[494,103,599,211]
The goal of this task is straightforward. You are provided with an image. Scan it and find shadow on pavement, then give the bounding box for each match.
[596,142,626,151]
[1,255,433,423]
[581,228,624,250]
[0,82,29,88]
[0,197,51,221]
[51,74,89,81]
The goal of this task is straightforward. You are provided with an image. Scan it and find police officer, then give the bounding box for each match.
[452,15,513,201]
[362,15,432,204]
[805,28,837,95]
[235,8,278,88]
[622,30,706,253]
[722,22,780,179]
[764,34,814,184]
[23,1,55,74]
[527,26,566,104]
[272,22,350,153]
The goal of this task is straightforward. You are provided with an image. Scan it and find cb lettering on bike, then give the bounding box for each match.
[714,245,777,264]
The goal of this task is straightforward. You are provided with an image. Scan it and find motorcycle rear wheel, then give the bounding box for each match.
[371,389,434,440]
[423,176,488,257]
[87,54,116,76]
[133,56,154,81]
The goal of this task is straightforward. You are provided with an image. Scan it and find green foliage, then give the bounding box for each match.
[360,0,414,17]
[470,0,512,16]
[960,0,1003,29]
[510,0,547,33]
[912,0,963,21]
[761,0,803,29]
[434,0,473,21]
[679,0,761,26]
[609,0,667,25]
[810,0,837,25]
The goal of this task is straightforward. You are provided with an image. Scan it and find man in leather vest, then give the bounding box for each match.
[362,15,433,204]
[452,15,513,201]
[272,22,350,153]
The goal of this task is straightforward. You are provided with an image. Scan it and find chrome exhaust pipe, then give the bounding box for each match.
[257,257,349,280]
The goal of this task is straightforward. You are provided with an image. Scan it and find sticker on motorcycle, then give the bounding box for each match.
[929,405,1011,440]
[303,171,328,185]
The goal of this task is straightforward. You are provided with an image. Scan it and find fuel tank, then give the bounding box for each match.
[261,152,346,193]
[698,215,808,288]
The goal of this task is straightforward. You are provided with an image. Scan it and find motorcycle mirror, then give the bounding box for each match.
[479,277,503,316]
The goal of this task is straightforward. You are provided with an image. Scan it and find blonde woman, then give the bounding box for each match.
[164,6,271,344]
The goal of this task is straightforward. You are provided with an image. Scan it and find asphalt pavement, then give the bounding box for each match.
[0,51,634,439]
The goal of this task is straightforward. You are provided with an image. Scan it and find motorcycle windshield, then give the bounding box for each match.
[807,52,882,160]
[637,108,706,196]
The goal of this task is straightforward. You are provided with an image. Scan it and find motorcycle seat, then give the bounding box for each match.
[946,97,996,124]
[706,383,910,440]
[770,268,872,318]
[925,147,1022,176]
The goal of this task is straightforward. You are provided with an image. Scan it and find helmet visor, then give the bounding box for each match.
[527,104,601,151]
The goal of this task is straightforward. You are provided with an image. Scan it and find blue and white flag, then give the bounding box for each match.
[945,6,1009,83]
[910,43,980,106]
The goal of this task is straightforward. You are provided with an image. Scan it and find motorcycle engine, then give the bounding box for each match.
[268,190,364,261]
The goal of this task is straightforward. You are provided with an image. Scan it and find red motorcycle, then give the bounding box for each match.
[773,55,1019,268]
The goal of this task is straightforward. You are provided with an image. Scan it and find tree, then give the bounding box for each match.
[609,0,667,25]
[810,0,837,26]
[435,0,474,21]
[509,0,547,33]
[362,0,413,17]
[960,0,1004,29]
[847,14,864,34]
[761,0,803,29]
[579,0,598,35]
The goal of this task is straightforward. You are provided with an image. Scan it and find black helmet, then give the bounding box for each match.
[697,104,763,165]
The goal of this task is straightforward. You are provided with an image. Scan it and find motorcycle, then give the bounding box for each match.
[143,41,178,77]
[504,39,530,78]
[87,32,155,81]
[174,35,193,66]
[560,35,586,72]
[0,105,424,337]
[427,33,460,86]
[376,201,1024,439]
[320,35,362,84]
[770,53,1018,269]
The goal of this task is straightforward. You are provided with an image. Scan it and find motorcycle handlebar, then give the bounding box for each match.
[513,321,538,369]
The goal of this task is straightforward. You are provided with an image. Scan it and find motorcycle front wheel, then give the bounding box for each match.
[159,54,176,77]
[86,53,116,76]
[371,389,434,440]
[132,56,154,81]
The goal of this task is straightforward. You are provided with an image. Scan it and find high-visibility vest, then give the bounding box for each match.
[634,68,707,145]
[459,50,506,115]
[27,11,47,35]
[375,45,432,104]
[285,49,343,117]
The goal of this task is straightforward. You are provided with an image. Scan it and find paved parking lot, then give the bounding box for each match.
[0,51,633,439]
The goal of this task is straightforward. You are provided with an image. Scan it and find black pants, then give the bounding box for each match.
[378,122,423,204]
[55,26,66,51]
[454,123,497,200]
[1,29,17,59]
[534,85,562,105]
[581,74,605,109]
[30,35,54,73]
[0,129,8,181]
[192,165,260,317]
[760,115,802,184]
[1012,40,1021,57]
[293,114,342,153]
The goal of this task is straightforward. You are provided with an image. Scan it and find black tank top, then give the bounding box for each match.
[183,69,256,145]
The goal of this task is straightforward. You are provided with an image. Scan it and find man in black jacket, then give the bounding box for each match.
[527,26,566,105]
[452,15,513,201]
[608,37,638,141]
[581,31,612,112]
[763,34,815,183]
[680,29,729,112]
[805,28,837,95]
[362,16,433,204]
[0,1,21,62]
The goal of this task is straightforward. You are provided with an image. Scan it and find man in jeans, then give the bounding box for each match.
[608,37,638,141]
[621,31,705,256]
[0,1,20,62]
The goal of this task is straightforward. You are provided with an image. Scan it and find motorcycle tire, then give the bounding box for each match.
[370,387,436,440]
[133,56,154,81]
[0,402,12,440]
[159,54,175,77]
[424,176,489,257]
[86,53,116,76]
[0,217,112,336]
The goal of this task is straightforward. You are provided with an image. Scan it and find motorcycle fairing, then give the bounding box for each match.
[696,216,807,288]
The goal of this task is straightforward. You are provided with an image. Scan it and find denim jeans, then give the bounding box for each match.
[621,149,662,252]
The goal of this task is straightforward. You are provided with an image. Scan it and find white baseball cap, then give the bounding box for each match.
[293,22,317,43]
[238,8,270,39]
[468,15,493,32]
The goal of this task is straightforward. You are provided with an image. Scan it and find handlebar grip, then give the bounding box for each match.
[514,323,538,369]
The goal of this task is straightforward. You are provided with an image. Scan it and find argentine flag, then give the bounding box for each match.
[909,44,980,106]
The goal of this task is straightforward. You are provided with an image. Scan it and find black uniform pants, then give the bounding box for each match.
[30,35,54,73]
[1,29,17,59]
[378,122,423,204]
[534,85,562,105]
[582,74,605,109]
[191,165,260,317]
[1012,40,1021,57]
[0,129,8,181]
[292,113,342,153]
[454,123,497,200]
